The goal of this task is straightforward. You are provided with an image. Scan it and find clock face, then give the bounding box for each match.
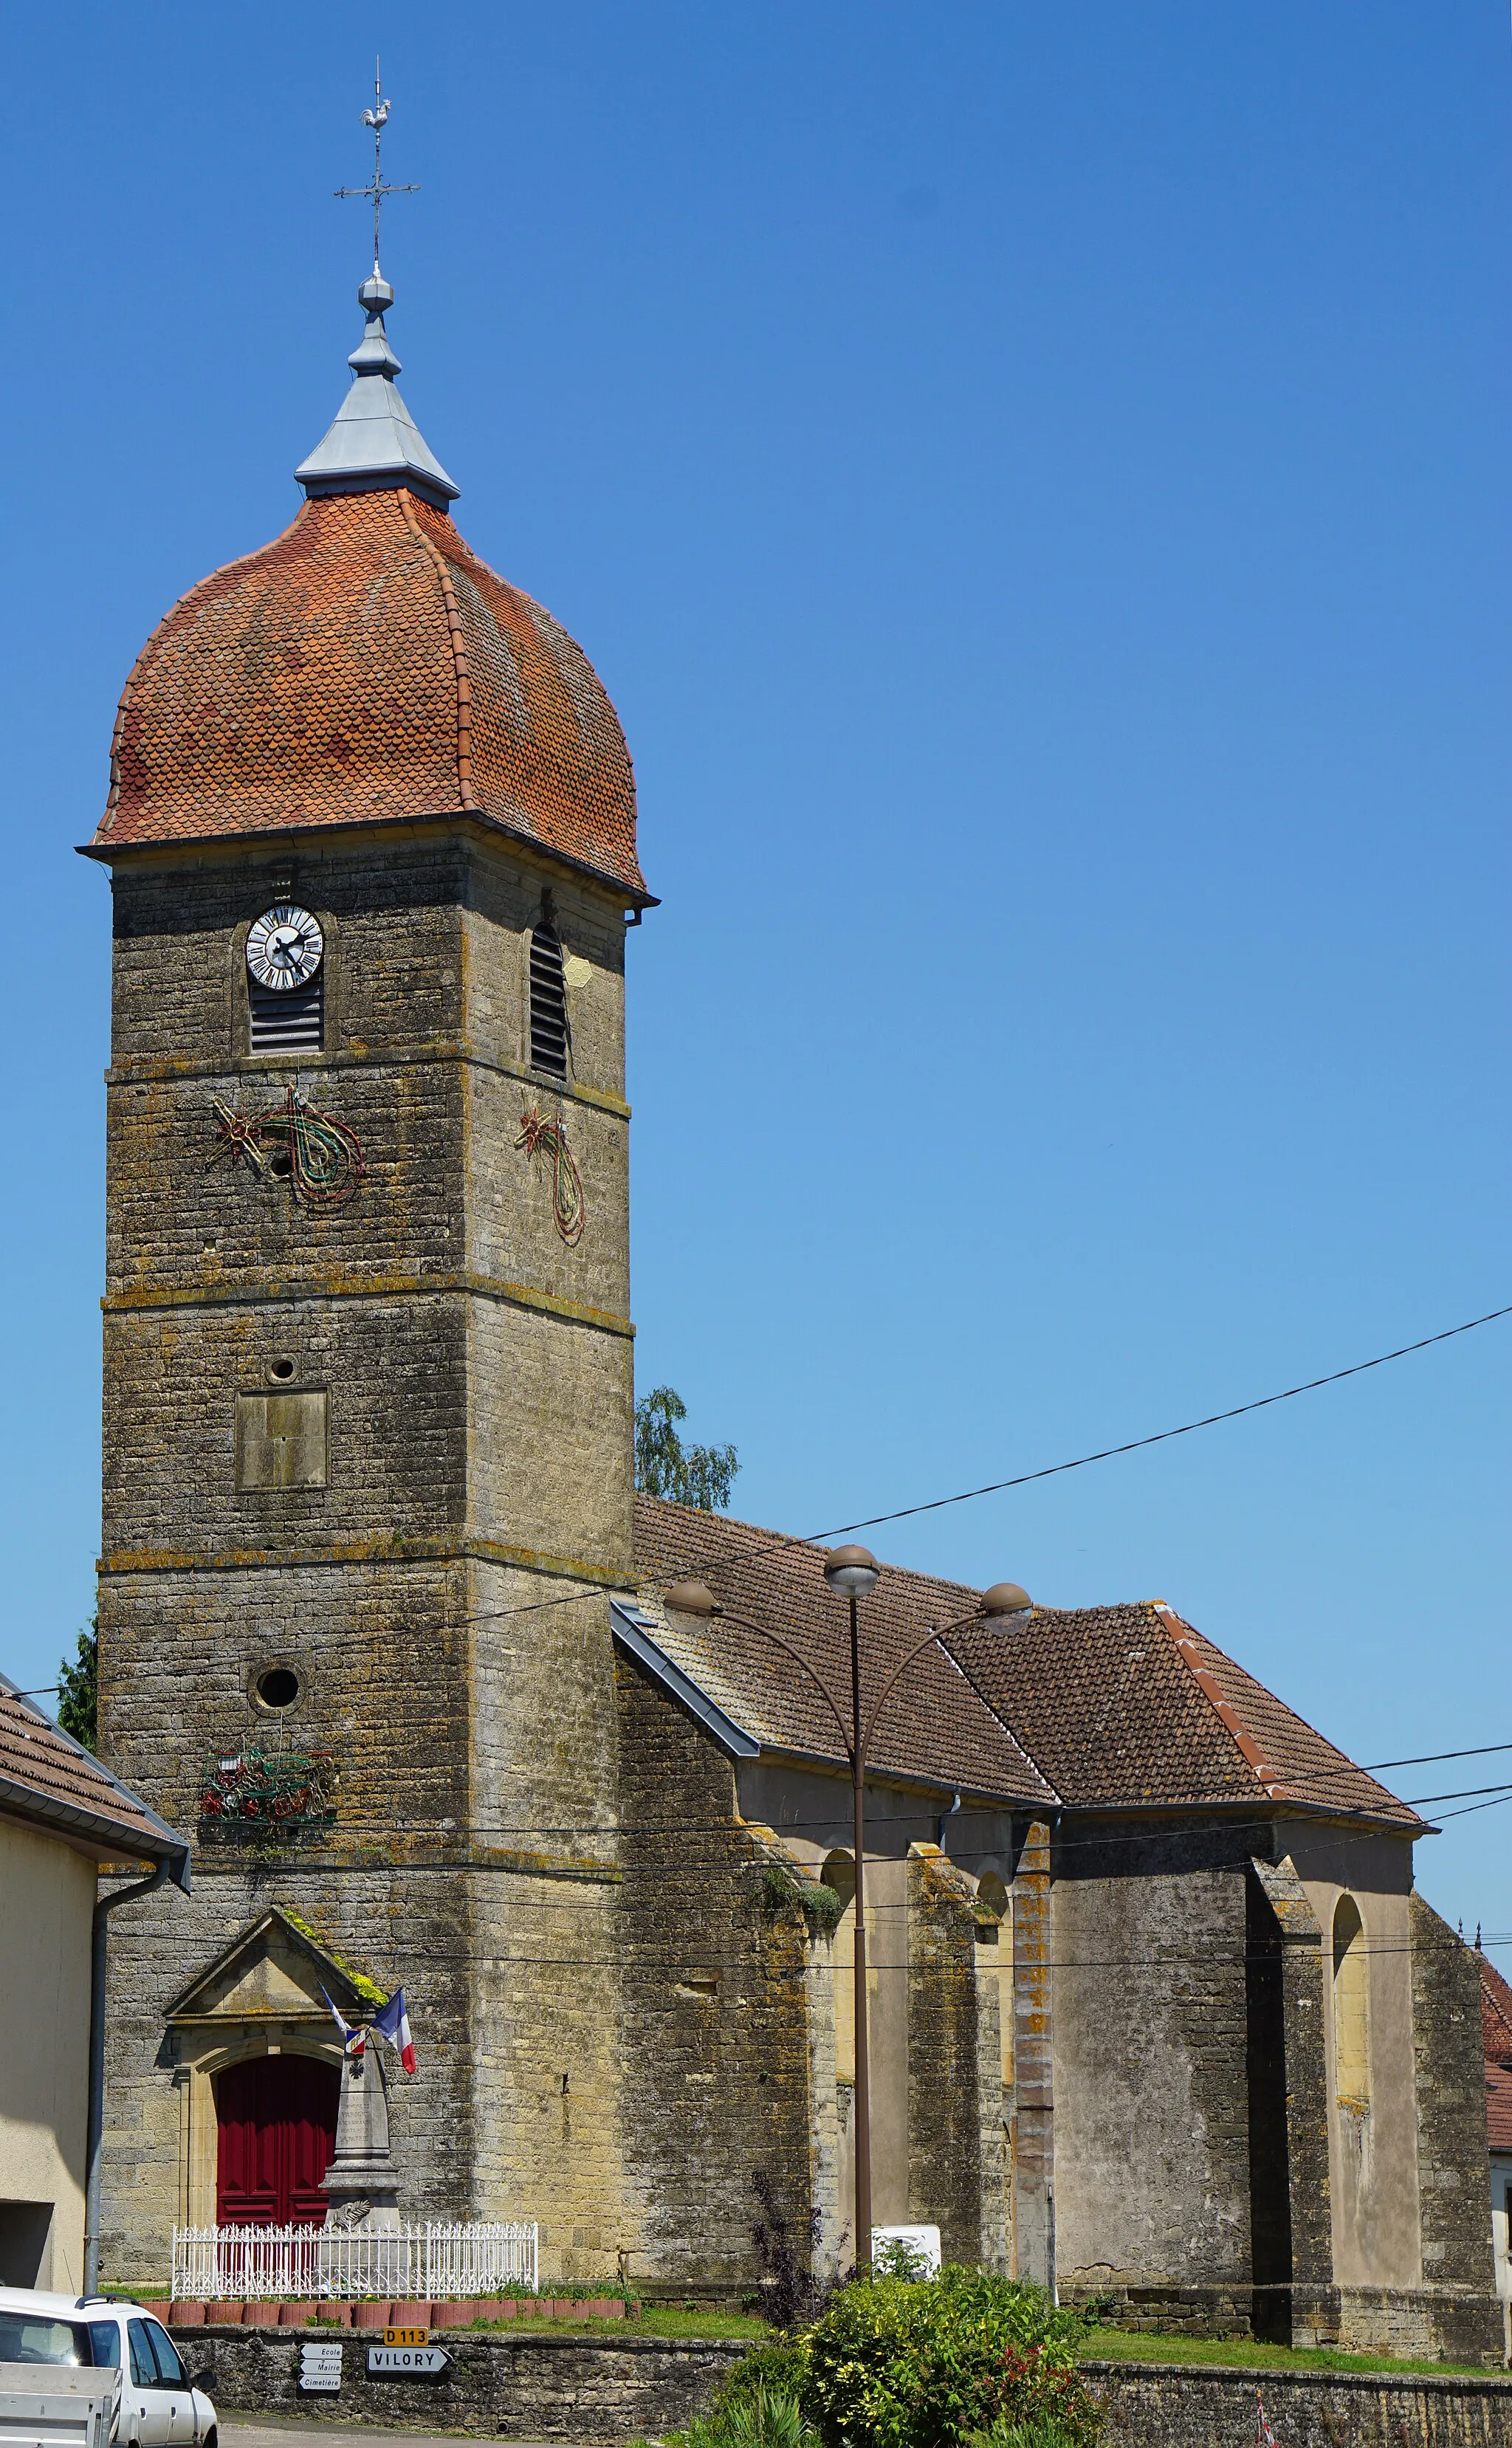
[247,905,323,992]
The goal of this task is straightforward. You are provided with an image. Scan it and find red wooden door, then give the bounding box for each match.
[215,2056,340,2225]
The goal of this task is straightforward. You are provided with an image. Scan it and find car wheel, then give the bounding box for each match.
[203,2429,218,2448]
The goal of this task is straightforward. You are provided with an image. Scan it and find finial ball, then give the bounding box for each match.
[358,273,394,314]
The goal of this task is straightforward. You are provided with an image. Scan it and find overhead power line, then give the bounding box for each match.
[455,1296,1512,1633]
[1366,1738,1512,1773]
[805,1300,1512,1544]
[224,1780,1512,1866]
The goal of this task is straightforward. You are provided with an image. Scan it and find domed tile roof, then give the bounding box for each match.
[92,486,647,898]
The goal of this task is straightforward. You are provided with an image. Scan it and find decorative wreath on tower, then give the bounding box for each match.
[210,1089,366,1208]
[516,1105,585,1245]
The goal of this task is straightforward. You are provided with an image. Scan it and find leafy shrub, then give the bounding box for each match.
[872,2237,935,2282]
[803,2266,1100,2448]
[709,2389,819,2448]
[707,2336,813,2416]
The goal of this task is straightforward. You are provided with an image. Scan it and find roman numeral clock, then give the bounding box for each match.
[247,904,325,991]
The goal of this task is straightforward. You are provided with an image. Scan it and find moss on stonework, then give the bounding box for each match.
[278,1906,387,2004]
[759,1862,844,1940]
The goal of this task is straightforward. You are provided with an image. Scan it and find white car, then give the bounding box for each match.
[0,2289,217,2448]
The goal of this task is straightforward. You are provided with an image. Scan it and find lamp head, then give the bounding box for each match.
[823,1544,881,1599]
[980,1582,1032,1620]
[665,1578,719,1617]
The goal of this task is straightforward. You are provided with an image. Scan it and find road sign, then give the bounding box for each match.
[384,2328,428,2346]
[299,2342,343,2394]
[366,2345,451,2378]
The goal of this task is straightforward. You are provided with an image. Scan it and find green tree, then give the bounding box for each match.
[57,1618,98,1754]
[634,1386,740,1510]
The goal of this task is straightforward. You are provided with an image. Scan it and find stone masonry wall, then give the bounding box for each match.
[1248,1854,1336,2343]
[466,1561,632,2274]
[1052,1824,1253,2294]
[178,2324,746,2444]
[176,2328,1512,2447]
[1083,2360,1512,2448]
[905,1845,989,2266]
[614,1655,817,2294]
[96,827,636,2280]
[1411,1891,1503,2365]
[1011,1819,1053,2289]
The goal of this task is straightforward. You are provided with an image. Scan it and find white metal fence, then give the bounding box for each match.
[171,2221,539,2302]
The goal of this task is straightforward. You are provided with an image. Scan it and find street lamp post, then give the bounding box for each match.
[821,1545,883,2270]
[664,1561,1032,2277]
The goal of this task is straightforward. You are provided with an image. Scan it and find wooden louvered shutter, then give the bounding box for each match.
[529,926,569,1078]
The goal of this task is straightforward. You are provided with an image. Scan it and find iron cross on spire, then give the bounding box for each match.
[334,60,418,275]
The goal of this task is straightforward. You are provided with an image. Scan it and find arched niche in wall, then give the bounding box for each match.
[1333,1893,1371,2109]
[822,1851,857,2088]
[975,1870,1013,2086]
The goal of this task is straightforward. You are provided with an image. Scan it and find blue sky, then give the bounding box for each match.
[3,5,1509,1939]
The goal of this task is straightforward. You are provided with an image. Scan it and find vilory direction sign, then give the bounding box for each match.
[367,2342,452,2376]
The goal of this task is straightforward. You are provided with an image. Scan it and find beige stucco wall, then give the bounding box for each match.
[0,1819,96,2291]
[1285,1823,1423,2289]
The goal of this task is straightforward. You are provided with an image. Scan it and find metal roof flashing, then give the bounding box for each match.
[610,1600,761,1758]
[295,281,458,506]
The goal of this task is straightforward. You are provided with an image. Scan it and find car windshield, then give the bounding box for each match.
[0,2316,92,2365]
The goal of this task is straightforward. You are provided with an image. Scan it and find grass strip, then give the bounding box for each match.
[1082,2326,1505,2381]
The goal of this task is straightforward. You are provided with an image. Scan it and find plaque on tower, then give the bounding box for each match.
[235,1389,329,1489]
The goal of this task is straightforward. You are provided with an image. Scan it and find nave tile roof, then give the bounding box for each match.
[632,1495,1420,1830]
[1481,1953,1512,2152]
[631,1496,1056,1806]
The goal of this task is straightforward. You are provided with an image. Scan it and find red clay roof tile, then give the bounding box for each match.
[631,1496,1420,1830]
[0,1681,187,1864]
[631,1496,1056,1805]
[91,489,647,900]
[1481,1950,1512,2066]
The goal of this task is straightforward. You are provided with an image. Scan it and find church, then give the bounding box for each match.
[87,241,1500,2364]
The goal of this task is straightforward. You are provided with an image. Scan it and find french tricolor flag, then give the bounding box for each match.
[320,1988,365,2057]
[374,1986,416,2073]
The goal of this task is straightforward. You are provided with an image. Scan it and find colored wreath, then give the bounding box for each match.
[210,1089,366,1208]
[516,1105,586,1245]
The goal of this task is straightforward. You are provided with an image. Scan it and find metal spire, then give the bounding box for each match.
[334,60,418,278]
[295,65,458,506]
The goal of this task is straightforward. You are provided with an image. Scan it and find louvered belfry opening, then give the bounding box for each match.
[529,926,569,1078]
[250,974,324,1054]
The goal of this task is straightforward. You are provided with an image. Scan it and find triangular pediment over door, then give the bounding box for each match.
[165,1907,378,2038]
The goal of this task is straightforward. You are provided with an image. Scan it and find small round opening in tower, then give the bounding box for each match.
[256,1666,300,1710]
[269,1358,296,1382]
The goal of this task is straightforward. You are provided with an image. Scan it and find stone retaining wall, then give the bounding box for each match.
[179,2327,1512,2447]
[1084,2356,1512,2447]
[177,2324,746,2443]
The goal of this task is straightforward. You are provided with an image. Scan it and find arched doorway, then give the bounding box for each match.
[215,2055,340,2225]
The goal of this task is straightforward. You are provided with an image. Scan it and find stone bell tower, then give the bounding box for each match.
[86,255,651,2277]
